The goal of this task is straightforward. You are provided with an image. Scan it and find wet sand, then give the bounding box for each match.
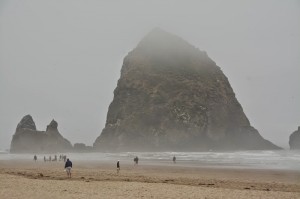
[0,159,300,198]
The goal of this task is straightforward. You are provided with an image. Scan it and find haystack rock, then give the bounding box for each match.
[10,115,73,153]
[289,126,300,150]
[94,28,280,151]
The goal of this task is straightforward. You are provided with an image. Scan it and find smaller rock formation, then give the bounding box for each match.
[289,126,300,150]
[10,115,73,153]
[73,143,93,152]
[74,143,86,150]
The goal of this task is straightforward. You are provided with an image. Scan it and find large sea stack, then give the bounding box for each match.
[289,126,300,150]
[10,115,73,153]
[94,28,280,151]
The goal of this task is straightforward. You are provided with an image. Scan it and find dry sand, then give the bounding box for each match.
[0,159,300,199]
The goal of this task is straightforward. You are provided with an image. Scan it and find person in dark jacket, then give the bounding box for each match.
[64,158,72,178]
[133,156,139,165]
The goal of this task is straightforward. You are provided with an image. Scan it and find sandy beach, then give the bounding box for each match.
[0,159,300,199]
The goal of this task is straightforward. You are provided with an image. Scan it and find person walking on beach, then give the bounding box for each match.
[173,156,176,164]
[117,160,120,173]
[135,156,139,165]
[134,156,139,165]
[44,156,46,162]
[33,155,37,162]
[64,158,72,178]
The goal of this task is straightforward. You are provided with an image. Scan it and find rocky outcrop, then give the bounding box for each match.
[93,28,280,151]
[73,143,93,152]
[289,126,300,150]
[16,115,36,130]
[10,115,73,153]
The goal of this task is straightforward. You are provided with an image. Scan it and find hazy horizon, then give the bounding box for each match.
[0,0,299,150]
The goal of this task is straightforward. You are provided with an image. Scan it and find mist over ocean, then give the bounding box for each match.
[1,150,299,171]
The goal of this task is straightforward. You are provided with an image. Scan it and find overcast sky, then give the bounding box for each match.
[0,0,299,150]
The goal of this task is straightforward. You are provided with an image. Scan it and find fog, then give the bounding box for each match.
[0,0,299,150]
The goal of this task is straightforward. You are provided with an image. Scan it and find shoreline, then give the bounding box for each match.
[2,150,300,171]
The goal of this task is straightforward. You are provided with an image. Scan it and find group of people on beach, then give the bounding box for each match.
[33,154,72,177]
[33,154,177,178]
[33,154,68,162]
[43,154,67,162]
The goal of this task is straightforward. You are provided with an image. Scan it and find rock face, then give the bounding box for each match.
[10,115,73,153]
[94,28,280,151]
[289,126,300,150]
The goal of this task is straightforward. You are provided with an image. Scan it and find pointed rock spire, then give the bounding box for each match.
[16,115,36,131]
[93,29,280,151]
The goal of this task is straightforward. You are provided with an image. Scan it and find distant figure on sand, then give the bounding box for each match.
[44,156,46,162]
[134,156,139,165]
[117,160,120,173]
[64,158,72,178]
[33,155,37,162]
[173,156,176,164]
